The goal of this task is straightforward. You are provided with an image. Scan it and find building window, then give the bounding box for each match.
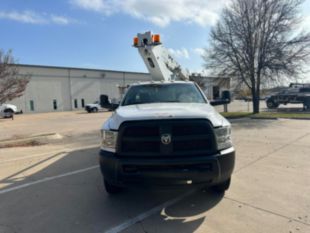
[81,99,85,108]
[30,100,35,111]
[74,99,78,108]
[53,99,58,110]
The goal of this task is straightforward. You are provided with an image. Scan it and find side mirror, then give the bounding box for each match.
[210,90,231,106]
[110,103,119,111]
[100,94,120,111]
[221,90,231,101]
[100,95,110,107]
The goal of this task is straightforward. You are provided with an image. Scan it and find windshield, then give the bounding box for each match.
[122,83,207,106]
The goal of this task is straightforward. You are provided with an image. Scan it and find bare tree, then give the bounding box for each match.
[0,50,30,104]
[205,0,310,113]
[189,74,207,89]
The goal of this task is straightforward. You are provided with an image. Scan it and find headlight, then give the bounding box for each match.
[214,126,232,150]
[100,130,118,152]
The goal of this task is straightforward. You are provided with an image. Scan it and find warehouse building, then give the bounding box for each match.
[8,64,230,113]
[10,64,150,113]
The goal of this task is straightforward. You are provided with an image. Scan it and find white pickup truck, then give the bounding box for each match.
[99,81,235,194]
[98,32,235,194]
[0,104,19,118]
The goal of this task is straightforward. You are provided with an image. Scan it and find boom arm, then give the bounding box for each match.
[133,31,189,82]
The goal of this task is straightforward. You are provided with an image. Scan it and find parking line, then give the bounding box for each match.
[104,189,196,233]
[0,145,98,164]
[0,151,68,164]
[0,165,99,195]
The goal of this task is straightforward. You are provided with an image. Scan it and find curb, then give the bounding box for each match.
[0,133,63,148]
[249,116,310,120]
[289,117,310,120]
[250,117,278,120]
[225,116,251,120]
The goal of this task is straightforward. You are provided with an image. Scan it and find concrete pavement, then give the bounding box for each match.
[123,119,310,233]
[0,118,309,233]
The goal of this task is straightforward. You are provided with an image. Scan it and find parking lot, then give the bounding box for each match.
[214,100,305,113]
[0,110,310,233]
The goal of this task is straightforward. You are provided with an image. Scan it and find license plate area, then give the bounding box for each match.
[123,163,213,173]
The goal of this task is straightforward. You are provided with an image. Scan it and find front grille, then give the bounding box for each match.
[117,119,216,157]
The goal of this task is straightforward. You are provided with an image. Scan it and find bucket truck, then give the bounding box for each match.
[98,32,235,194]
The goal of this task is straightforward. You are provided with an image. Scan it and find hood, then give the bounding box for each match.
[0,104,17,112]
[103,103,229,130]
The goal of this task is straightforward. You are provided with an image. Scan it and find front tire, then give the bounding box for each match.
[266,100,278,109]
[212,178,231,193]
[304,99,310,111]
[104,179,122,194]
[92,107,98,113]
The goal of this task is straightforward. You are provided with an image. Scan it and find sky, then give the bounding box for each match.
[0,0,310,74]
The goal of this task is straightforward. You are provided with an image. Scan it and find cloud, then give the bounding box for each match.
[0,10,77,25]
[193,48,206,56]
[301,15,310,32]
[71,0,115,14]
[0,11,45,24]
[168,48,190,59]
[51,15,71,25]
[70,0,230,27]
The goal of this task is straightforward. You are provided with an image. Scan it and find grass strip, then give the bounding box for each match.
[220,112,310,119]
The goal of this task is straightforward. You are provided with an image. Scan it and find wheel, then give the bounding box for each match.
[266,100,278,109]
[92,107,98,113]
[104,179,122,194]
[212,178,231,193]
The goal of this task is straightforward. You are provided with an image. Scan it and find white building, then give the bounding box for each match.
[189,74,231,100]
[10,64,150,113]
[8,64,230,113]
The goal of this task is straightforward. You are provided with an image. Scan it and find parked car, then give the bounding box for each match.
[0,104,21,118]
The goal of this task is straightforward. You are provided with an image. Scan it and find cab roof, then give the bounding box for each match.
[130,80,194,86]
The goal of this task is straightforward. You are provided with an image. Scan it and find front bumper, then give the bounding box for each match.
[99,148,235,187]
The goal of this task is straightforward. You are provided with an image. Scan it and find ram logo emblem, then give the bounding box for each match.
[161,134,171,145]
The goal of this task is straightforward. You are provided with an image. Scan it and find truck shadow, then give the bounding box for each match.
[0,146,224,233]
[135,189,224,232]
